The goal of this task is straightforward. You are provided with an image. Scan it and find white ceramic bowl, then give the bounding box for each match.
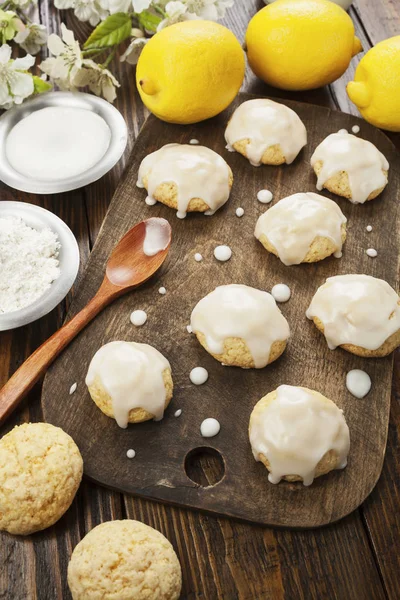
[0,91,128,194]
[0,202,80,331]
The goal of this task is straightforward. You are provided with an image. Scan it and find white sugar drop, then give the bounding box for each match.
[194,253,203,262]
[236,207,244,217]
[190,367,209,385]
[257,189,273,204]
[271,284,291,303]
[69,382,77,395]
[366,225,372,232]
[352,125,360,134]
[346,369,371,399]
[130,310,147,326]
[174,409,182,417]
[200,418,220,438]
[186,325,193,333]
[214,245,232,262]
[126,449,136,459]
[176,211,186,219]
[189,139,199,145]
[158,286,166,295]
[145,196,157,206]
[338,128,348,134]
[366,248,378,258]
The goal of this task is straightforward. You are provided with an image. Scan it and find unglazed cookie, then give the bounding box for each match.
[136,143,233,218]
[190,284,290,368]
[254,192,347,265]
[306,274,400,357]
[310,132,389,204]
[0,423,83,535]
[249,385,350,486]
[86,341,173,428]
[68,520,181,600]
[224,99,307,166]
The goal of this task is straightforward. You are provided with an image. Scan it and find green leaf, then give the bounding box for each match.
[84,13,132,49]
[32,76,52,95]
[138,10,162,33]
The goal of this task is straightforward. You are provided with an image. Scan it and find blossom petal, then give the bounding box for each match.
[0,44,12,64]
[132,0,152,13]
[61,23,76,45]
[12,54,35,71]
[9,71,34,98]
[0,82,11,106]
[47,33,64,56]
[54,0,75,8]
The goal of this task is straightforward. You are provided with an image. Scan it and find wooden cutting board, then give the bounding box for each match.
[42,93,400,528]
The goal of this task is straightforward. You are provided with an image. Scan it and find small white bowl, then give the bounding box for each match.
[0,91,128,194]
[0,202,80,331]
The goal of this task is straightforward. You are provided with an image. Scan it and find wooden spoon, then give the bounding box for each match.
[0,217,172,425]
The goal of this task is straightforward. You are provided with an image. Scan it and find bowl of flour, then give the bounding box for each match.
[0,201,80,330]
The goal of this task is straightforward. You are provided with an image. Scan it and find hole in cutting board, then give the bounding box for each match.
[184,447,225,487]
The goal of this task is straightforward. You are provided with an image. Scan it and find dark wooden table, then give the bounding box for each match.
[1,1,399,598]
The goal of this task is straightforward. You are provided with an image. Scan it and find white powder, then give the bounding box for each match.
[0,216,60,314]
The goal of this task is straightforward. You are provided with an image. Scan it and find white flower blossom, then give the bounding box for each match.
[108,0,131,13]
[11,0,38,8]
[55,0,109,26]
[185,0,234,20]
[0,44,35,109]
[120,36,147,64]
[132,0,152,13]
[73,59,120,102]
[15,23,47,55]
[157,1,195,30]
[39,24,82,90]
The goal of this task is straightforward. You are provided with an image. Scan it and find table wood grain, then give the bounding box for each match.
[1,1,399,598]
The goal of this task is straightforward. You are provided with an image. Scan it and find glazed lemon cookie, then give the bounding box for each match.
[0,422,83,535]
[249,385,350,486]
[86,341,173,428]
[311,131,389,203]
[306,274,400,357]
[137,143,233,218]
[254,192,347,265]
[68,520,182,600]
[224,98,307,166]
[190,284,290,368]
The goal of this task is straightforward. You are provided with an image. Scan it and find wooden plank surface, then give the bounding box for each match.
[1,0,399,598]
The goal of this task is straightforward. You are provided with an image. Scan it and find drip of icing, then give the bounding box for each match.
[225,99,307,166]
[257,189,273,203]
[189,367,209,385]
[136,143,231,218]
[85,341,170,428]
[143,218,170,256]
[366,248,378,258]
[254,192,347,266]
[189,139,199,144]
[127,449,136,458]
[249,385,350,486]
[190,284,290,368]
[69,382,77,395]
[352,125,360,134]
[236,207,244,217]
[366,225,372,232]
[145,197,157,206]
[306,274,400,350]
[310,132,389,204]
[200,418,220,437]
[346,370,371,398]
[271,284,291,303]
[194,253,203,262]
[186,325,193,333]
[158,287,166,295]
[174,409,182,417]
[130,310,147,326]
[214,245,232,262]
[338,128,348,134]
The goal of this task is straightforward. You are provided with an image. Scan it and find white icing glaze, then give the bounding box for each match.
[338,128,348,134]
[200,418,220,438]
[236,207,244,217]
[214,245,232,262]
[194,253,203,262]
[137,143,231,218]
[249,385,350,485]
[126,449,136,458]
[366,248,378,258]
[158,286,166,295]
[310,132,389,204]
[189,139,199,145]
[254,192,346,266]
[186,325,193,333]
[174,409,182,417]
[142,218,170,257]
[346,369,371,398]
[366,225,372,232]
[85,341,170,428]
[225,99,307,166]
[257,189,273,204]
[306,274,400,350]
[189,367,209,385]
[271,284,291,303]
[69,382,77,395]
[145,196,157,206]
[190,284,290,368]
[130,310,147,326]
[352,125,360,134]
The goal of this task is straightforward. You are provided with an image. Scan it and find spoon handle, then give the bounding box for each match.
[0,287,112,425]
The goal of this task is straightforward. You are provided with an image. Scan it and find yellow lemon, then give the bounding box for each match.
[136,21,245,125]
[245,0,362,91]
[347,36,400,132]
